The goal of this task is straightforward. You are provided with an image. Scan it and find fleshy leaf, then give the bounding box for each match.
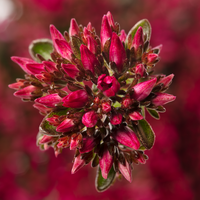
[95,165,116,192]
[125,19,151,48]
[147,108,160,120]
[29,39,53,62]
[39,109,69,136]
[135,119,155,149]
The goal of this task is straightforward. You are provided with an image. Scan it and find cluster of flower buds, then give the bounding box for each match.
[9,12,176,191]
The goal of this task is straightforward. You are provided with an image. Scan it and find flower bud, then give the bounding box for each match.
[61,63,79,79]
[86,36,97,54]
[147,53,159,64]
[55,39,73,61]
[35,93,63,108]
[57,136,70,148]
[33,103,52,114]
[80,44,99,74]
[106,11,115,28]
[118,159,132,183]
[14,85,41,99]
[109,32,126,73]
[82,111,98,128]
[46,115,60,126]
[112,126,140,150]
[62,90,88,108]
[119,29,127,43]
[129,111,143,121]
[100,15,112,48]
[8,80,26,90]
[26,63,45,75]
[56,118,75,133]
[122,97,132,108]
[71,154,85,174]
[99,148,113,179]
[157,74,174,87]
[43,61,58,73]
[70,134,82,150]
[131,26,143,51]
[11,56,37,74]
[97,74,120,97]
[102,102,111,113]
[39,135,54,144]
[132,78,157,101]
[69,18,79,37]
[110,113,122,125]
[79,136,97,153]
[135,64,145,78]
[151,93,176,106]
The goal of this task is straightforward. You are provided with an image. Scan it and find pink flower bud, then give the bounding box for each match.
[99,148,113,179]
[35,73,52,84]
[131,26,143,50]
[147,53,159,64]
[151,93,176,106]
[97,74,120,97]
[135,64,145,77]
[122,97,132,108]
[46,115,60,126]
[43,61,58,73]
[132,78,157,101]
[86,36,97,54]
[110,113,122,125]
[82,111,98,128]
[35,93,63,108]
[83,27,91,38]
[14,85,41,99]
[106,11,115,28]
[118,159,132,183]
[100,15,112,48]
[8,80,25,90]
[86,22,93,32]
[26,63,45,75]
[157,74,174,87]
[80,44,99,74]
[39,135,54,144]
[69,18,79,37]
[112,126,140,150]
[56,118,75,133]
[55,39,73,61]
[102,102,111,113]
[70,134,81,150]
[62,90,88,108]
[61,63,79,79]
[119,29,127,43]
[50,24,65,49]
[33,103,52,114]
[129,111,143,121]
[57,136,70,148]
[109,32,126,73]
[71,154,85,174]
[11,56,37,74]
[79,136,96,153]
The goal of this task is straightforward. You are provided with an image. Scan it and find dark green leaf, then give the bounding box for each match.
[95,166,116,192]
[147,108,160,120]
[39,109,69,136]
[136,119,155,149]
[125,19,151,48]
[29,39,53,62]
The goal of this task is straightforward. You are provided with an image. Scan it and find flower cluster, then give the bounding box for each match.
[9,12,175,191]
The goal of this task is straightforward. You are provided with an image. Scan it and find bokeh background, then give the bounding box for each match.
[0,0,199,199]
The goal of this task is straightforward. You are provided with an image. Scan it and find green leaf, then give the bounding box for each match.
[29,39,54,62]
[147,108,160,120]
[95,166,116,192]
[136,119,155,149]
[125,19,151,48]
[39,109,69,136]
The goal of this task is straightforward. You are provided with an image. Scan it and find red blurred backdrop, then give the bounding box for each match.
[0,0,199,199]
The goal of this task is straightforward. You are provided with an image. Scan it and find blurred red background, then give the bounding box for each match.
[0,0,199,199]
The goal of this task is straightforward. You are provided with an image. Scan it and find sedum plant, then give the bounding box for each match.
[9,12,176,192]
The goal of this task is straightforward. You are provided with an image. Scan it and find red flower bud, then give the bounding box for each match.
[109,32,126,73]
[147,53,159,64]
[69,18,79,37]
[106,11,115,28]
[97,74,120,97]
[119,29,127,43]
[46,115,60,126]
[100,15,112,48]
[26,63,45,75]
[118,159,132,183]
[33,103,52,114]
[86,36,97,54]
[79,136,97,153]
[151,93,176,106]
[135,64,145,78]
[129,111,143,121]
[56,118,75,133]
[102,102,111,113]
[122,97,132,108]
[62,90,88,108]
[39,135,54,144]
[61,63,79,79]
[99,148,113,179]
[71,154,85,174]
[132,78,157,101]
[110,112,122,125]
[80,44,99,74]
[82,111,98,128]
[112,126,140,150]
[131,26,143,51]
[35,93,63,108]
[157,74,174,87]
[43,61,58,73]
